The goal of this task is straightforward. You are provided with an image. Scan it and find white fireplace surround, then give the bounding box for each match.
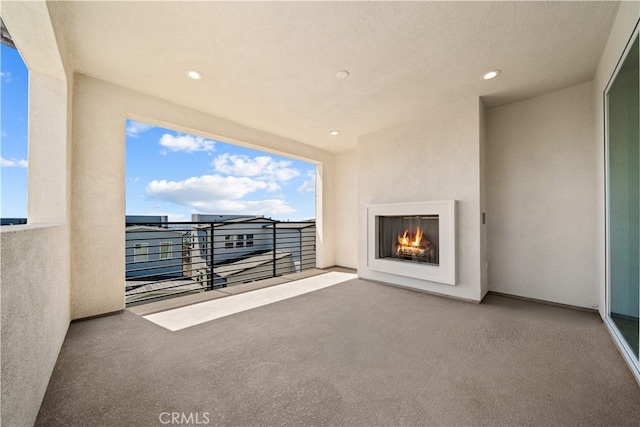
[367,200,457,285]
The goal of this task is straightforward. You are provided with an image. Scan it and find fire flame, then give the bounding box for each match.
[398,227,423,248]
[396,227,428,257]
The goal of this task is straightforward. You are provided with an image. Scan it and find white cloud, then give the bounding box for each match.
[159,134,215,153]
[145,174,294,215]
[265,182,281,193]
[1,157,28,168]
[212,153,300,181]
[297,170,316,193]
[146,175,266,202]
[1,72,12,83]
[125,121,153,138]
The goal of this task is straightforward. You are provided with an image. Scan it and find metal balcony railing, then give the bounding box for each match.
[125,218,316,306]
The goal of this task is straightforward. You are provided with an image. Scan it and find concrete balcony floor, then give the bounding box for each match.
[36,271,640,426]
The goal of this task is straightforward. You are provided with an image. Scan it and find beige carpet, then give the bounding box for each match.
[36,277,640,426]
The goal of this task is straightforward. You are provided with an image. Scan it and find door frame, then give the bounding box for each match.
[604,22,640,378]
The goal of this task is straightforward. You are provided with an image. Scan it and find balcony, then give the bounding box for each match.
[2,2,640,426]
[35,272,640,426]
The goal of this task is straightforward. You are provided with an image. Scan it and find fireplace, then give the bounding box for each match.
[377,215,439,265]
[367,201,456,285]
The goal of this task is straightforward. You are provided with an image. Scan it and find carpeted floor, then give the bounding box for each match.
[36,277,640,426]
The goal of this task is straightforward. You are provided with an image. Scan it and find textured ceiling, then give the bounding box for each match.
[46,1,619,153]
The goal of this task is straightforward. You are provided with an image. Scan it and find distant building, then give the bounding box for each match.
[192,216,274,265]
[124,214,317,302]
[265,221,316,271]
[126,215,168,227]
[212,251,295,287]
[125,225,186,279]
[1,218,27,226]
[189,216,316,288]
[191,214,260,223]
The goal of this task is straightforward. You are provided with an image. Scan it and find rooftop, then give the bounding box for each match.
[213,250,292,278]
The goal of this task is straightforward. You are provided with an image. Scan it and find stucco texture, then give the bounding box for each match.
[1,225,70,426]
[334,149,358,269]
[487,81,597,309]
[357,99,483,302]
[70,75,338,319]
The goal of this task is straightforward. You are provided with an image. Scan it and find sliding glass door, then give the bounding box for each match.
[607,33,639,361]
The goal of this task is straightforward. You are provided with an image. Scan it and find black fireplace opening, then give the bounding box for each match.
[377,215,439,265]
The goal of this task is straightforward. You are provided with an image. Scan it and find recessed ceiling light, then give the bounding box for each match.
[482,69,501,80]
[185,70,203,80]
[330,130,339,136]
[336,70,350,80]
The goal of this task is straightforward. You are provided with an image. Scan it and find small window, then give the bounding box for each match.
[225,235,233,249]
[1,27,29,222]
[246,234,254,247]
[133,243,148,262]
[160,242,172,259]
[236,234,245,248]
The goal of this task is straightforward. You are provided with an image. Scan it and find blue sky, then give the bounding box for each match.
[1,42,316,221]
[1,43,29,218]
[126,121,316,221]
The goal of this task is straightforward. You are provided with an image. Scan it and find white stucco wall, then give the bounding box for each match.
[334,149,358,269]
[27,73,69,222]
[357,99,484,302]
[0,4,73,424]
[71,75,337,319]
[1,225,70,426]
[486,82,597,309]
[594,4,640,318]
[70,76,128,319]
